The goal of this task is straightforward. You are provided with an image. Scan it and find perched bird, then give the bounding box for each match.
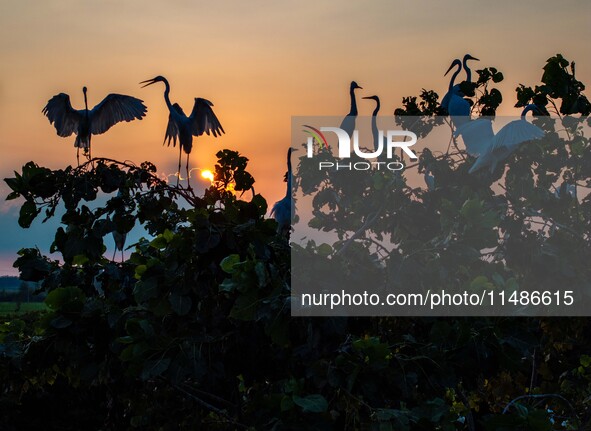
[362,95,383,153]
[424,169,435,191]
[441,55,479,129]
[107,214,127,262]
[339,81,362,136]
[108,190,129,262]
[467,104,545,173]
[460,54,479,88]
[140,76,224,187]
[441,59,462,112]
[271,148,296,236]
[43,87,147,164]
[554,181,576,199]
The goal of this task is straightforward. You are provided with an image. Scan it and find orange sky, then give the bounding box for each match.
[0,0,589,273]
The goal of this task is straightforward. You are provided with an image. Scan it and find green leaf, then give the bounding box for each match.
[220,254,241,273]
[141,357,171,380]
[169,293,192,316]
[292,394,328,413]
[72,254,89,265]
[133,278,159,303]
[45,287,85,312]
[19,200,40,228]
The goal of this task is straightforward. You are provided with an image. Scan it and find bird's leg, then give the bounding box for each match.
[89,141,94,168]
[186,154,191,190]
[76,148,80,167]
[112,247,117,262]
[177,148,182,187]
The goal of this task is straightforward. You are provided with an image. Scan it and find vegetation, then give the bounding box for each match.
[0,54,590,430]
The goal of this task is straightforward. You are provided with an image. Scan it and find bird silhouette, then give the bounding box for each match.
[461,104,545,173]
[43,87,147,165]
[140,76,224,187]
[107,214,127,262]
[108,189,128,262]
[424,169,435,191]
[271,148,296,236]
[339,81,362,136]
[362,95,383,153]
[441,59,462,113]
[441,55,479,129]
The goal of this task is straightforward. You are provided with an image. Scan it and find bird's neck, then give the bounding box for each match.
[83,92,89,115]
[285,155,292,198]
[463,59,472,83]
[349,87,358,115]
[521,104,537,119]
[163,80,173,111]
[449,65,461,90]
[372,99,380,117]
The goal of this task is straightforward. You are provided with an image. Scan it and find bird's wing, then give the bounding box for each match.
[163,103,186,147]
[42,93,81,137]
[89,94,147,135]
[455,118,494,156]
[448,94,471,117]
[189,98,225,137]
[491,120,544,152]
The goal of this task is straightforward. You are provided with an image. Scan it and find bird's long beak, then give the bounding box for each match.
[139,78,157,88]
[444,63,456,76]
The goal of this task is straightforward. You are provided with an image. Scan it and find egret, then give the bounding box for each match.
[441,59,462,112]
[468,104,545,173]
[362,95,383,153]
[108,189,128,262]
[107,214,127,262]
[441,55,479,129]
[43,87,147,165]
[460,54,479,88]
[554,181,576,199]
[424,169,435,191]
[271,148,296,236]
[140,76,224,187]
[339,81,362,136]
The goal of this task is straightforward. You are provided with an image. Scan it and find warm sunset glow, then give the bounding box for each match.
[201,169,214,183]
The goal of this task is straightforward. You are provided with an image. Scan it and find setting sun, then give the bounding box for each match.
[201,169,215,183]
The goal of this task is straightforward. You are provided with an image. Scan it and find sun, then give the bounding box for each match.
[201,169,214,183]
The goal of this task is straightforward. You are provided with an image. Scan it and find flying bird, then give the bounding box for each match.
[339,81,362,136]
[271,148,296,236]
[140,76,224,187]
[42,87,147,164]
[465,104,545,173]
[362,95,383,153]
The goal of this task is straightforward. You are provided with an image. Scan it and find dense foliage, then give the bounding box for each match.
[1,55,590,430]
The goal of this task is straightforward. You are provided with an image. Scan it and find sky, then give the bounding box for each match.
[0,0,589,274]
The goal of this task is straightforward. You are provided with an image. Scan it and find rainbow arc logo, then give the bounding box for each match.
[303,125,330,152]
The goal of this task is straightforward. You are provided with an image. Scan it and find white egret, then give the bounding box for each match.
[271,148,296,236]
[140,76,224,187]
[468,104,545,173]
[43,87,147,164]
[339,81,362,136]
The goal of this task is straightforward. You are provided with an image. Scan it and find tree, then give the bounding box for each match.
[0,55,589,430]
